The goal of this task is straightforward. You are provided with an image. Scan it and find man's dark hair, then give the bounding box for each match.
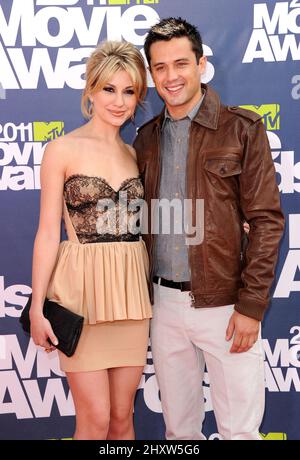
[144,17,203,66]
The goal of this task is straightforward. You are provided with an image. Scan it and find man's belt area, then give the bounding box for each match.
[153,276,191,292]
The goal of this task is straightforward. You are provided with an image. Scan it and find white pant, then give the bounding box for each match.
[151,283,265,440]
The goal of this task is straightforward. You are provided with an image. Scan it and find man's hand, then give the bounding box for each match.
[226,310,260,353]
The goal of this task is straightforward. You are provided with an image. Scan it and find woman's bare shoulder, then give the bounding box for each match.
[126,144,137,160]
[44,127,86,156]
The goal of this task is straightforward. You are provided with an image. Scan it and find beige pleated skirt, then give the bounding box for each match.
[46,239,152,372]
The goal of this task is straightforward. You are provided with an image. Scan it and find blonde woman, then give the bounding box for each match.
[29,41,152,440]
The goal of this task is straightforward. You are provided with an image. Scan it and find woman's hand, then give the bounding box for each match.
[29,311,59,353]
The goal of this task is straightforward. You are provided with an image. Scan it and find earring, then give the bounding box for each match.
[88,100,94,117]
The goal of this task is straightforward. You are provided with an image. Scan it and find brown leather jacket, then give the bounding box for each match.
[134,84,284,321]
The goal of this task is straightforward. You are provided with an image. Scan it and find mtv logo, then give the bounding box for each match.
[108,0,129,3]
[260,432,287,440]
[239,104,280,131]
[33,121,64,141]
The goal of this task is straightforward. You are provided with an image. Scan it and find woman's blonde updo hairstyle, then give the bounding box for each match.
[81,41,147,119]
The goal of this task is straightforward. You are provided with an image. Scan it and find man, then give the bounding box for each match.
[134,18,284,440]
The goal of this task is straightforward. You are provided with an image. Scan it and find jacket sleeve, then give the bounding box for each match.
[235,120,285,321]
[133,129,145,173]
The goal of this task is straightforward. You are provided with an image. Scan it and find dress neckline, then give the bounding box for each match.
[64,173,141,193]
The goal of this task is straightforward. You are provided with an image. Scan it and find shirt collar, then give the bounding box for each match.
[163,90,206,129]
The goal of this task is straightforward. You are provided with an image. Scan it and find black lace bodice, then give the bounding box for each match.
[63,174,144,244]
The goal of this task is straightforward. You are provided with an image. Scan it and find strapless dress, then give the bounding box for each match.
[46,174,152,372]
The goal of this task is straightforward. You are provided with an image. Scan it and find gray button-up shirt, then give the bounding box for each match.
[154,96,204,281]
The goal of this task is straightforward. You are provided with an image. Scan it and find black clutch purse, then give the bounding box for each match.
[19,294,84,357]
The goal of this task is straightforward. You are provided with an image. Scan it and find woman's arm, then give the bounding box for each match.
[29,140,66,351]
